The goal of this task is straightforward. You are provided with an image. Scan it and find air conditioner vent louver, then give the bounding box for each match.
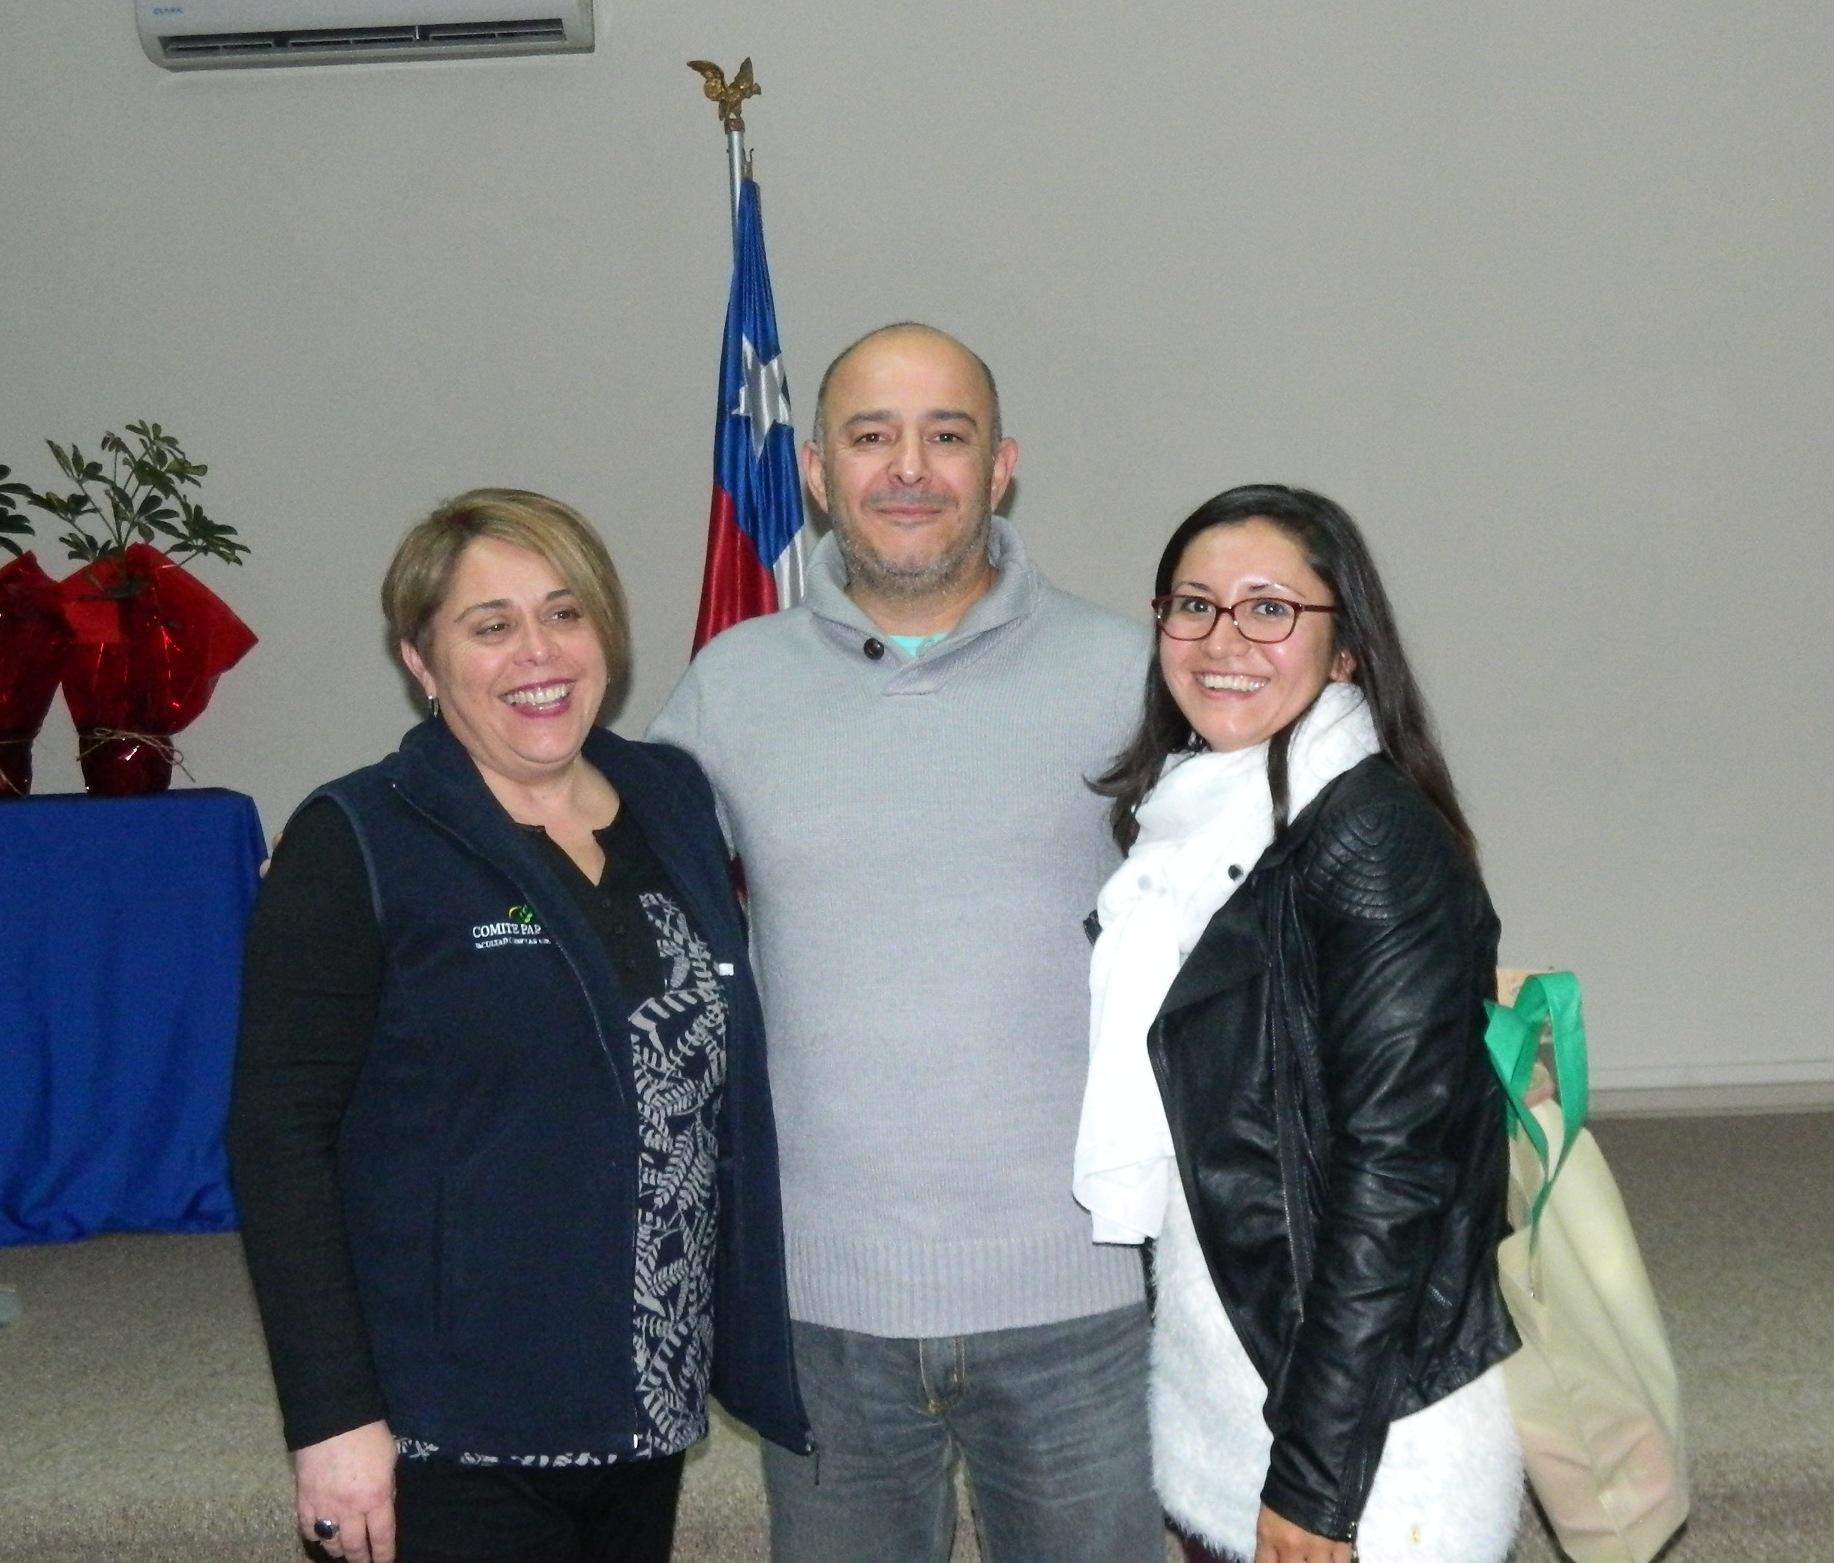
[429,19,566,42]
[161,19,567,60]
[138,2,595,70]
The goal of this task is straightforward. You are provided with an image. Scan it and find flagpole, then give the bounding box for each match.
[686,56,809,651]
[687,57,760,226]
[726,129,746,231]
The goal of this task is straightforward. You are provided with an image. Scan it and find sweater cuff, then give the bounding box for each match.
[282,1385,391,1453]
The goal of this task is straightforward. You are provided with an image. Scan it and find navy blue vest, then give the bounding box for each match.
[313,719,806,1456]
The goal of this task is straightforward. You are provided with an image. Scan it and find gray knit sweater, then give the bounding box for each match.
[649,518,1152,1336]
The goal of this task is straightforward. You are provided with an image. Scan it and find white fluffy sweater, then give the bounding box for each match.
[1152,1179,1523,1562]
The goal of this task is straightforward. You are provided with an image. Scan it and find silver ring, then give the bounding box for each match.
[313,1517,340,1540]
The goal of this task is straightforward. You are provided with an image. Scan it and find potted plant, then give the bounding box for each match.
[23,422,249,570]
[0,470,73,797]
[6,423,256,795]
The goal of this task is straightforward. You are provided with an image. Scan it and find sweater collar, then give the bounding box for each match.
[802,514,1041,655]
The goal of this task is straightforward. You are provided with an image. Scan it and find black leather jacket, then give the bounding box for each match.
[1147,756,1517,1543]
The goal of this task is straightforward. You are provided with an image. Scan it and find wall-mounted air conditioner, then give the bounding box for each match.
[137,0,594,70]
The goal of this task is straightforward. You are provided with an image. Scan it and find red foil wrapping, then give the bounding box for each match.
[59,544,257,795]
[0,553,75,797]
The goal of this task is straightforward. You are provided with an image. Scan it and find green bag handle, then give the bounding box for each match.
[1484,970,1588,1234]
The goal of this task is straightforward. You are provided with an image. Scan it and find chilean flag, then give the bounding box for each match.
[693,175,809,654]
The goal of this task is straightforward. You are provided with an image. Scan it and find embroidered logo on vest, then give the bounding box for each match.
[471,903,553,950]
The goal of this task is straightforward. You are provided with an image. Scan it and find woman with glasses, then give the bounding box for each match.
[1073,486,1521,1563]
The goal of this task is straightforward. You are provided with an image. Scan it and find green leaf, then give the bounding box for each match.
[28,492,87,521]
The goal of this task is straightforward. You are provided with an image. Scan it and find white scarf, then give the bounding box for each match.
[1073,681,1380,1244]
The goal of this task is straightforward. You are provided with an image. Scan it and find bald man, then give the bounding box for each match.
[650,324,1162,1563]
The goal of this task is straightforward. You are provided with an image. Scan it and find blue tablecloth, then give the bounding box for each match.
[0,788,264,1245]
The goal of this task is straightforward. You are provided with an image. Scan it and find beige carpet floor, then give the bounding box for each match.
[1,1112,1828,1561]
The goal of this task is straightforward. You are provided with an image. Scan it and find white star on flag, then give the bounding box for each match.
[733,335,792,458]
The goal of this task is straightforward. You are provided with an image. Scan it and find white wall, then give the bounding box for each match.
[4,4,1829,1098]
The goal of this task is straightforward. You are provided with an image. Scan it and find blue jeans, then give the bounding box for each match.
[762,1304,1163,1563]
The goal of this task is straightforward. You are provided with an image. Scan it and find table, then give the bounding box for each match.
[0,788,264,1244]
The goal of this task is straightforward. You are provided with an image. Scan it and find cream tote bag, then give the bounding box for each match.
[1486,972,1690,1563]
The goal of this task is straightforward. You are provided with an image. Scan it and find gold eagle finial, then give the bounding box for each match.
[686,57,760,134]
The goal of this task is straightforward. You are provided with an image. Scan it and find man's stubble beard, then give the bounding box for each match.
[825,461,995,605]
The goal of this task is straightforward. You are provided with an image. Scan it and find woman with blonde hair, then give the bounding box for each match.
[230,489,806,1563]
